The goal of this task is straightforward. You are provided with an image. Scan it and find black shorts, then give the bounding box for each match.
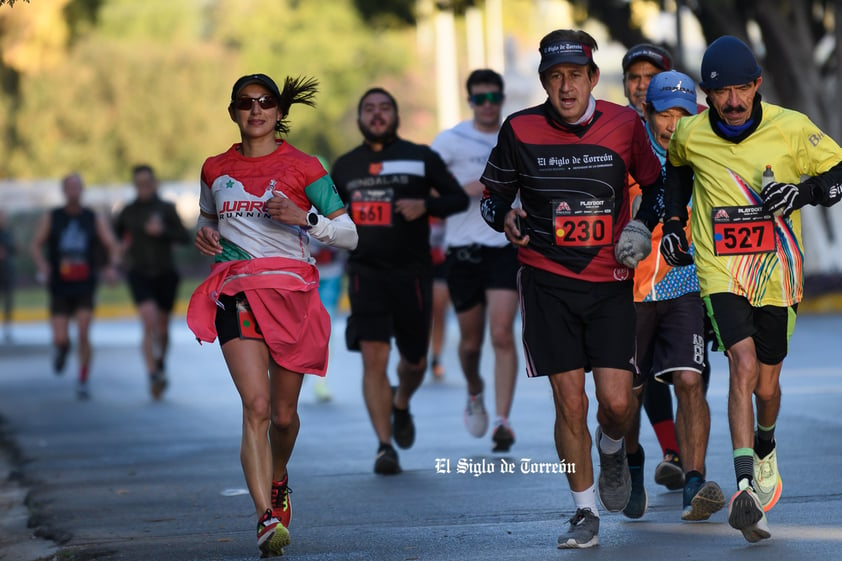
[519,266,636,377]
[49,290,95,316]
[215,293,265,346]
[345,267,432,364]
[704,292,796,365]
[445,244,518,313]
[127,270,180,312]
[635,293,706,385]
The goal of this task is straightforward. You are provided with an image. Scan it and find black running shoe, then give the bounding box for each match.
[53,344,69,375]
[491,422,515,453]
[392,406,415,449]
[374,444,401,475]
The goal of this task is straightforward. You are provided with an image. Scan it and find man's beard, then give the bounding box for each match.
[359,118,398,144]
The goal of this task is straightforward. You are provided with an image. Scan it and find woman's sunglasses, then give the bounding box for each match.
[233,95,278,111]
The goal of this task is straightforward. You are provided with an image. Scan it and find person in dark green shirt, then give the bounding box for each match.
[115,164,190,399]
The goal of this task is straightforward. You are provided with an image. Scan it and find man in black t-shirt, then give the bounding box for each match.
[333,88,468,475]
[115,164,189,400]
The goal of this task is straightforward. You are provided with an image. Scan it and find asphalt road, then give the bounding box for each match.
[1,312,842,561]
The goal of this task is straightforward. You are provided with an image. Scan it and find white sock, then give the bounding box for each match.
[570,486,599,517]
[597,429,623,455]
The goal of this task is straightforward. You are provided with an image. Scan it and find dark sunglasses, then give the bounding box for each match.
[233,95,278,111]
[469,92,504,105]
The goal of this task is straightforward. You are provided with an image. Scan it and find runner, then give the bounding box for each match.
[115,164,190,400]
[431,68,519,452]
[480,29,664,548]
[186,73,357,557]
[30,172,121,399]
[0,211,15,343]
[332,87,468,475]
[622,70,724,522]
[621,43,685,491]
[662,35,842,542]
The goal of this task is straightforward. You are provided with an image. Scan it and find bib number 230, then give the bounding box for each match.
[552,198,613,247]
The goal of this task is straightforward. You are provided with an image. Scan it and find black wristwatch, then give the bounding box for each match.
[306,212,319,227]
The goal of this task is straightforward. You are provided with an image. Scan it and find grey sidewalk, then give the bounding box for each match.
[1,313,842,560]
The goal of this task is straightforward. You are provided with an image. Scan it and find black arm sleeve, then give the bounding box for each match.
[634,170,665,232]
[802,159,842,207]
[663,161,694,226]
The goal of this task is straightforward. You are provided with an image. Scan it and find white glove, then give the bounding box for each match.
[614,219,652,269]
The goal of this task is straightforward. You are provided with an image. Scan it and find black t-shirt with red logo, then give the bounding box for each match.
[481,99,662,283]
[333,138,468,272]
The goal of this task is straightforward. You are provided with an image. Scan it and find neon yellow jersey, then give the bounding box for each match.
[669,102,842,306]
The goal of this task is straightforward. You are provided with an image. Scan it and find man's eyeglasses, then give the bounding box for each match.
[469,92,504,105]
[233,95,278,111]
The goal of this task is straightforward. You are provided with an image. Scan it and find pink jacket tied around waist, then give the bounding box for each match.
[187,256,331,376]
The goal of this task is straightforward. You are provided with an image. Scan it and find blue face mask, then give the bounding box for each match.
[715,118,754,139]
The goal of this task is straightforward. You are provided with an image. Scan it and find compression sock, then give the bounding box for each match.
[652,420,681,457]
[733,448,754,489]
[755,423,776,458]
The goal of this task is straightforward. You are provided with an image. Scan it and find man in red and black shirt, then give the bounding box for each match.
[480,29,663,549]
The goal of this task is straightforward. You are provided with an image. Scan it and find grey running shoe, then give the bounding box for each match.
[374,445,401,475]
[392,406,415,449]
[622,447,647,519]
[464,392,489,438]
[654,451,685,490]
[728,483,771,542]
[682,477,726,521]
[595,426,631,512]
[557,508,599,549]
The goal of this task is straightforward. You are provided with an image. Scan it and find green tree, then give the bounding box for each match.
[575,0,842,138]
[206,0,420,161]
[1,0,426,182]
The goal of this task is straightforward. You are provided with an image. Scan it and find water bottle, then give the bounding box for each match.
[762,165,775,188]
[761,165,782,216]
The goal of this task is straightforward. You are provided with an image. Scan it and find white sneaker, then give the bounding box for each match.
[463,392,488,437]
[728,481,771,543]
[753,444,782,511]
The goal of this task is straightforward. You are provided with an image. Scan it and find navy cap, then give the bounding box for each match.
[622,43,672,73]
[538,40,594,73]
[646,71,698,115]
[230,73,282,103]
[699,36,761,89]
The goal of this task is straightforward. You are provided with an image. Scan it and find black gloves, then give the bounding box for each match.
[761,181,813,218]
[660,219,693,267]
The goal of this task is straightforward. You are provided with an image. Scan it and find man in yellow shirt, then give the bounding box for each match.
[662,35,842,542]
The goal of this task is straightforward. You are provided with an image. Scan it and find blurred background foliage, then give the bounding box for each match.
[2,0,841,185]
[0,0,421,183]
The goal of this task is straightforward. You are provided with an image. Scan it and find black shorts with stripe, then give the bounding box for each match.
[519,265,636,377]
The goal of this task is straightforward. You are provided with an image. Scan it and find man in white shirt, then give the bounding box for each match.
[431,69,519,452]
